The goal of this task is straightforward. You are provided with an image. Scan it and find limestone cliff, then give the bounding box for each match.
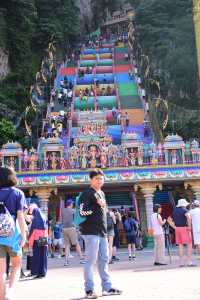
[0,48,9,80]
[76,0,92,30]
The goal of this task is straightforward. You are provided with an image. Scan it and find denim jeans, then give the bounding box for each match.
[82,235,112,292]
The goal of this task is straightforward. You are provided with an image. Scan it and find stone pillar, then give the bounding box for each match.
[34,188,57,217]
[184,181,200,204]
[143,191,154,234]
[137,183,162,247]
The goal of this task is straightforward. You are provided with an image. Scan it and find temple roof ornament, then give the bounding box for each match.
[164,134,183,143]
[43,137,64,145]
[2,141,22,149]
[163,134,185,149]
[0,141,23,156]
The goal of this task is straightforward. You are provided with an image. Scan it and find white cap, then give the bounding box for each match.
[177,198,190,208]
[193,200,200,207]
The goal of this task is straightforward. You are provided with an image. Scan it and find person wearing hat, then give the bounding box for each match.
[61,199,85,266]
[190,200,200,255]
[168,198,193,267]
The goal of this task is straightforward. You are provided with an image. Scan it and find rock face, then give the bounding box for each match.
[76,0,92,28]
[0,48,9,80]
[76,0,92,16]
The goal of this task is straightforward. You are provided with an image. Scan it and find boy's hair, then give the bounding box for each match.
[0,167,17,187]
[89,169,104,179]
[153,204,161,213]
[127,211,133,218]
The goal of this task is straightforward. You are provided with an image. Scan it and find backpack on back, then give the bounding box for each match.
[0,202,15,237]
[74,193,86,226]
[124,219,133,233]
[107,213,114,231]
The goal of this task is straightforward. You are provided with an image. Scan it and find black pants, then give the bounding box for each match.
[31,242,48,277]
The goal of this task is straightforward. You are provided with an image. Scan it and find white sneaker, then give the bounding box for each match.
[102,288,122,296]
[64,261,69,267]
[57,255,61,259]
[5,288,16,300]
[69,254,74,258]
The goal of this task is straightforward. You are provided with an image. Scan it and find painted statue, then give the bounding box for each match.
[191,139,200,162]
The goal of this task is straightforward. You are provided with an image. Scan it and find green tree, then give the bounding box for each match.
[135,0,199,106]
[0,0,81,140]
[134,0,200,137]
[0,119,16,146]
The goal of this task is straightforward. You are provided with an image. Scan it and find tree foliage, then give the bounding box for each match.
[136,0,199,105]
[134,0,200,138]
[0,118,16,146]
[0,0,81,115]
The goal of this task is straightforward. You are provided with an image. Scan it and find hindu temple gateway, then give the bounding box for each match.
[1,6,200,244]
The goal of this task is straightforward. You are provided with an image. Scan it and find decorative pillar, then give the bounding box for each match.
[143,191,154,234]
[136,183,162,247]
[34,188,57,217]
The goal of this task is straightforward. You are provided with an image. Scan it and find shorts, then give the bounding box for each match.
[113,233,120,248]
[193,232,200,245]
[0,245,21,258]
[53,238,63,246]
[62,227,78,246]
[175,227,192,245]
[48,238,53,245]
[126,235,136,244]
[107,229,115,237]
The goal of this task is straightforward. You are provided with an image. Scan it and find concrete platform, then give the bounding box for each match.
[15,249,200,300]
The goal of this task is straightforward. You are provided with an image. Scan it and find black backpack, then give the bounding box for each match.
[107,213,114,231]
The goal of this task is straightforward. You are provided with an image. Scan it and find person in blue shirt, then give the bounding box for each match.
[52,221,63,258]
[124,212,138,260]
[0,167,26,300]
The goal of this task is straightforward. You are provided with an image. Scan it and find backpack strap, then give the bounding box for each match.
[0,189,16,221]
[0,188,13,205]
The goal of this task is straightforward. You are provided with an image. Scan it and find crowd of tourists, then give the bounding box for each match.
[43,110,70,139]
[78,67,93,77]
[49,76,74,112]
[77,86,95,100]
[1,167,200,299]
[151,198,200,267]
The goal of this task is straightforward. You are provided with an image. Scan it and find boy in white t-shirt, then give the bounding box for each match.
[151,204,167,266]
[190,200,200,255]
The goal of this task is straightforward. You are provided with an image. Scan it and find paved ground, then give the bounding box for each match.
[15,249,200,300]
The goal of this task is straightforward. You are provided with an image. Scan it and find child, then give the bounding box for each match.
[53,222,63,258]
[124,212,137,260]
